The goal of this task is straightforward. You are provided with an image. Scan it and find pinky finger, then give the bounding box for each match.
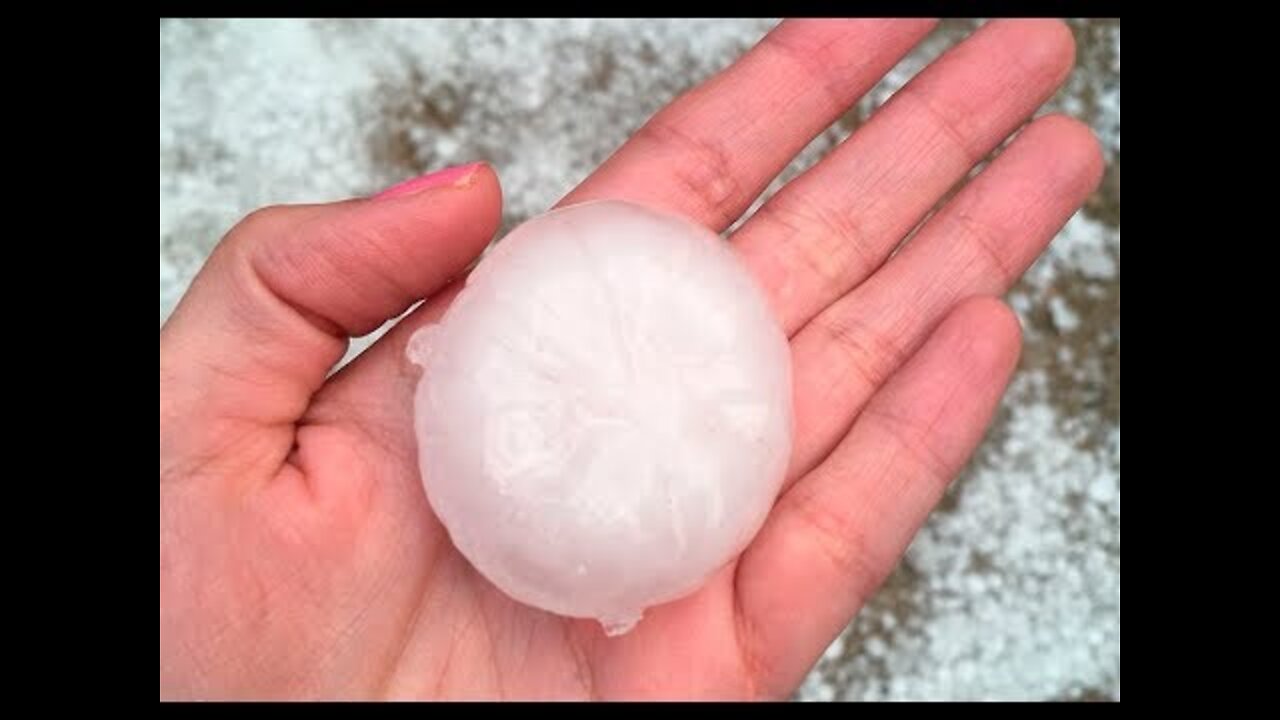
[734,296,1023,696]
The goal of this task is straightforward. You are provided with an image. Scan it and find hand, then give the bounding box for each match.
[160,19,1101,700]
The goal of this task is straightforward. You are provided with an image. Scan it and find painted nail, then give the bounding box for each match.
[374,162,484,200]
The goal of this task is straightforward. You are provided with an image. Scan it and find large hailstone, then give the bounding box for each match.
[408,200,792,636]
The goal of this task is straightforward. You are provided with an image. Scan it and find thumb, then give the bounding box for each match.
[160,162,502,484]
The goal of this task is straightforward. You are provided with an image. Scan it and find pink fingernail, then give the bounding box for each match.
[374,162,484,200]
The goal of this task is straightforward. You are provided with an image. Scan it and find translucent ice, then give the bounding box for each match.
[408,200,792,635]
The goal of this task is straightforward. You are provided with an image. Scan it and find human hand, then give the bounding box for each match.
[160,18,1101,700]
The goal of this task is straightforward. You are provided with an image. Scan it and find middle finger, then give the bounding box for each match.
[731,19,1078,335]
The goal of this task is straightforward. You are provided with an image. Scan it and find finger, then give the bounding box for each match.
[786,114,1102,484]
[735,297,1022,697]
[159,165,502,481]
[732,19,1076,334]
[560,19,937,230]
[298,279,464,463]
[303,21,934,459]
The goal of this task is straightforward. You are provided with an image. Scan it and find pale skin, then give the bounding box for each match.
[160,19,1102,700]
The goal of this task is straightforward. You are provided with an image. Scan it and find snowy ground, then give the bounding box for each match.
[160,19,1120,701]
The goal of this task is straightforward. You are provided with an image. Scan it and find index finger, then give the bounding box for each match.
[559,19,937,231]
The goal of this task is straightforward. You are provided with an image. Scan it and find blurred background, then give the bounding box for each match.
[160,19,1119,701]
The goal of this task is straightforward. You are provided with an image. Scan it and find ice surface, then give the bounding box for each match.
[409,200,793,633]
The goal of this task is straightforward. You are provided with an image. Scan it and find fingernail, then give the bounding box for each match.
[374,162,484,200]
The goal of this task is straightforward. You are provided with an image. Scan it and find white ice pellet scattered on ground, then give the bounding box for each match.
[1049,296,1082,333]
[1051,213,1121,281]
[160,19,1119,700]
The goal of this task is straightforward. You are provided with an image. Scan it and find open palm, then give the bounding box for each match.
[159,19,1100,700]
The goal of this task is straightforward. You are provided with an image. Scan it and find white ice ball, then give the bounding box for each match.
[408,200,792,636]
